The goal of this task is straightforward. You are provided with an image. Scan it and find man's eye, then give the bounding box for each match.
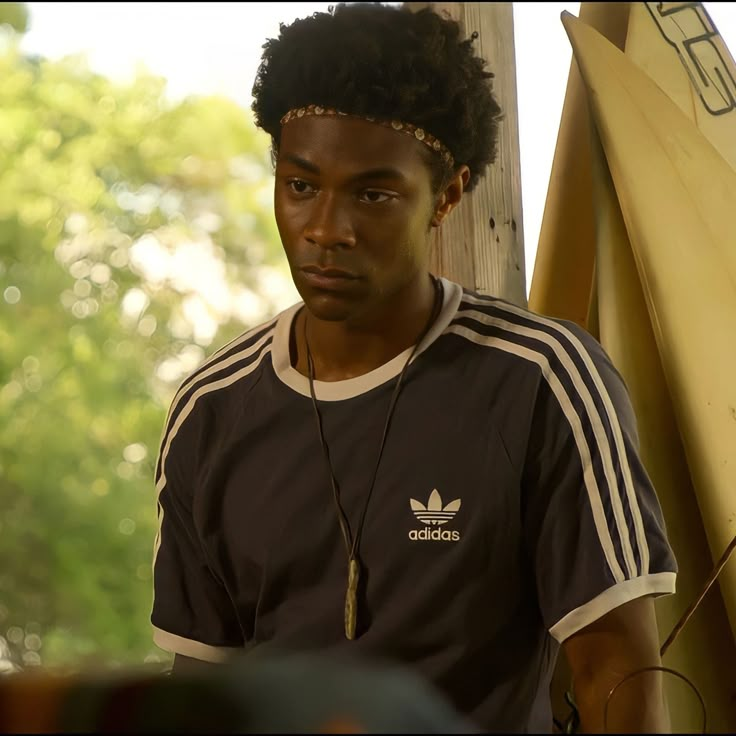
[360,190,392,204]
[287,180,315,194]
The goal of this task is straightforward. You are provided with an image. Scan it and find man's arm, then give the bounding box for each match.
[152,399,245,663]
[562,596,669,733]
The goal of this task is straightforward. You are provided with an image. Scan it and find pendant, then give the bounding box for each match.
[344,557,360,640]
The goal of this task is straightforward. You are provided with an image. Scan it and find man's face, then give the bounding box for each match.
[274,115,438,324]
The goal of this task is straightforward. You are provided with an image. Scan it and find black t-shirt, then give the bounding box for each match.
[151,278,677,732]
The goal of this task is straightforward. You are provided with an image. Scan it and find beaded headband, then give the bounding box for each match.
[280,104,455,168]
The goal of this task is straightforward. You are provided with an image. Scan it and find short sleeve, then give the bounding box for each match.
[151,399,244,662]
[521,322,677,643]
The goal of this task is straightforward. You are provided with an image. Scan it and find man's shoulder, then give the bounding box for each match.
[457,286,587,336]
[189,314,280,385]
[156,307,295,466]
[450,286,600,361]
[446,287,628,418]
[165,307,292,417]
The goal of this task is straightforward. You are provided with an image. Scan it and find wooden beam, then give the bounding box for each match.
[404,2,526,306]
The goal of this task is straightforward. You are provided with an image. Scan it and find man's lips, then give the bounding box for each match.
[300,265,360,279]
[299,265,362,290]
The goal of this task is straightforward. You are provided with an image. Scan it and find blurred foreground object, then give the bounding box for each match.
[0,651,477,733]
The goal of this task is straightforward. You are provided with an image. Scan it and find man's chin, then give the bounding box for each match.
[303,297,354,323]
[295,285,364,323]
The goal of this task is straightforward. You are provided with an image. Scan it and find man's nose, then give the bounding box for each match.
[303,192,357,249]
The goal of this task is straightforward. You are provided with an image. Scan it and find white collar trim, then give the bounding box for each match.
[271,277,462,401]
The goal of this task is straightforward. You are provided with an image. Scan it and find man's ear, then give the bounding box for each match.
[431,165,471,228]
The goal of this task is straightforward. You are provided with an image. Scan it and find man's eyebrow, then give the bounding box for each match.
[281,154,320,175]
[280,154,408,184]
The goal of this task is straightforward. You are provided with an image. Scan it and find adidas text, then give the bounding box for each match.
[409,528,460,542]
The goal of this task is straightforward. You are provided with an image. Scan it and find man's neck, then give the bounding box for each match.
[292,275,440,382]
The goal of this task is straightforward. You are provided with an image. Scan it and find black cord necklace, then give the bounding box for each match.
[305,276,444,640]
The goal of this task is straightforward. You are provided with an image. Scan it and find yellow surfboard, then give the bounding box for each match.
[530,3,736,325]
[561,9,736,729]
[527,2,631,330]
[561,5,736,636]
[533,3,736,729]
[624,2,736,171]
[588,124,736,732]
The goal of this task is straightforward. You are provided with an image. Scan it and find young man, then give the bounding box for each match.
[151,4,677,732]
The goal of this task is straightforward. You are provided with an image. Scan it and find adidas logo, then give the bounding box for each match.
[410,489,461,525]
[409,489,461,542]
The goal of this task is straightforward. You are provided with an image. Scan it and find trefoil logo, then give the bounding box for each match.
[408,489,461,542]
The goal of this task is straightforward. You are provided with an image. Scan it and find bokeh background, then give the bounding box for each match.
[1,1,735,675]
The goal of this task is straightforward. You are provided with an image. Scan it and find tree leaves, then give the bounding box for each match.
[0,36,287,671]
[0,3,29,34]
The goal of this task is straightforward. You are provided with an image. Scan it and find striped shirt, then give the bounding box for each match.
[151,277,676,732]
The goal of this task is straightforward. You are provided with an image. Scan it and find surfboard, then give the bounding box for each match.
[561,2,736,636]
[623,2,736,171]
[588,123,736,732]
[556,8,736,729]
[527,2,631,331]
[532,4,736,729]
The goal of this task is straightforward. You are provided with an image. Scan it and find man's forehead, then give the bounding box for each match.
[278,115,428,175]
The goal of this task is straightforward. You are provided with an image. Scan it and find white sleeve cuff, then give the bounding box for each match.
[152,626,241,663]
[549,571,677,643]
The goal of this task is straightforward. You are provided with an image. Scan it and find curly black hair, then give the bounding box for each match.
[251,2,503,193]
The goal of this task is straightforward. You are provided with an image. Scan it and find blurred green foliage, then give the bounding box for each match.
[0,3,29,33]
[0,26,287,672]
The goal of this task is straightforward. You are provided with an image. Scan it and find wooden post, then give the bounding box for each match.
[404,2,526,307]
